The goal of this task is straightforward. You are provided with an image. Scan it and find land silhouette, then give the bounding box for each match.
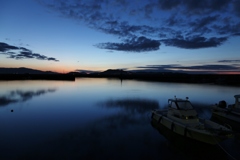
[0,67,240,86]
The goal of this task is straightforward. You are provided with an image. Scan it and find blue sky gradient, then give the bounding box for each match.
[1,0,240,74]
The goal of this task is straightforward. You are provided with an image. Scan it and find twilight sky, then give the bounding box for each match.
[1,0,240,74]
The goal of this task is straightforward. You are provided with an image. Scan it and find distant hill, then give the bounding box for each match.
[1,67,240,85]
[68,69,131,77]
[101,69,131,75]
[0,67,58,74]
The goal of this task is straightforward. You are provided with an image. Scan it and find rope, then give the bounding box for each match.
[207,126,237,160]
[197,104,237,159]
[216,142,237,160]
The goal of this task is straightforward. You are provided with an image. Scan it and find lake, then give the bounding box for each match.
[0,78,240,160]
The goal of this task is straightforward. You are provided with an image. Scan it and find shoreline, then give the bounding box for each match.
[77,73,240,87]
[0,74,75,81]
[0,73,240,86]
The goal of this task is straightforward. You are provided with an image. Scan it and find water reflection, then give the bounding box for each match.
[150,119,229,160]
[20,97,238,159]
[20,98,161,159]
[1,79,240,159]
[20,98,225,159]
[0,88,57,107]
[99,98,159,114]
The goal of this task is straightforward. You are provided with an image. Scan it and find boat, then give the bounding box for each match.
[211,94,240,131]
[151,96,233,145]
[150,120,230,160]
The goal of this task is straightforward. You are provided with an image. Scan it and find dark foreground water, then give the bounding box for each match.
[0,78,240,160]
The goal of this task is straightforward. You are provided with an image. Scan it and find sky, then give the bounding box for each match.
[0,0,240,74]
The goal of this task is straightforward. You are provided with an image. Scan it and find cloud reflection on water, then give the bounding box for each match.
[99,98,160,114]
[150,119,229,160]
[20,98,163,159]
[19,98,236,159]
[0,88,57,107]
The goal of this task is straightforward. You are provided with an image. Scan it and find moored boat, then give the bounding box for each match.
[211,94,240,131]
[151,96,233,145]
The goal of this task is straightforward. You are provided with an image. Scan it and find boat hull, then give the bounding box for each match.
[211,112,240,132]
[152,110,232,145]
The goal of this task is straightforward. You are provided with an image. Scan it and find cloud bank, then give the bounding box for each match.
[39,0,240,52]
[135,63,240,74]
[0,42,59,61]
[95,36,160,52]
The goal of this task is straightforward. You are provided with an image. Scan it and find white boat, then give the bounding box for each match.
[211,94,240,131]
[151,96,233,145]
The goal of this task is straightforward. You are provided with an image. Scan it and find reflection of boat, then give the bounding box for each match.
[211,94,240,131]
[150,120,229,160]
[151,96,233,145]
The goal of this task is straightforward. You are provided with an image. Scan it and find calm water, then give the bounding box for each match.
[0,78,240,160]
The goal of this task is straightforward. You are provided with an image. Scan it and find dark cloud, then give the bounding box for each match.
[218,60,240,63]
[165,15,183,26]
[144,3,155,18]
[137,64,180,72]
[157,0,181,10]
[136,64,240,73]
[189,15,219,33]
[0,42,19,52]
[0,42,59,62]
[39,0,240,51]
[19,47,32,52]
[95,36,160,52]
[157,0,232,13]
[212,22,240,35]
[233,32,240,36]
[98,21,161,40]
[233,0,240,16]
[18,51,35,59]
[161,36,227,49]
[47,57,59,61]
[178,65,239,70]
[185,0,231,13]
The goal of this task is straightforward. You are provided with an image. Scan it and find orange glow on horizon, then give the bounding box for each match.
[214,71,240,75]
[37,65,107,74]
